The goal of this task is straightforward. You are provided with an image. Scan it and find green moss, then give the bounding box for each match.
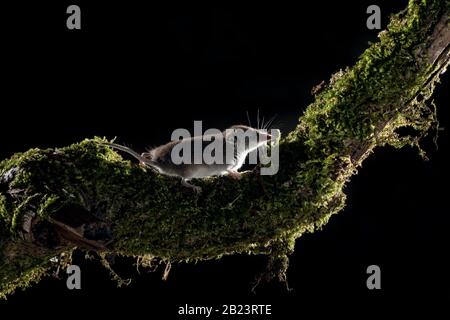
[1,0,448,297]
[0,264,49,300]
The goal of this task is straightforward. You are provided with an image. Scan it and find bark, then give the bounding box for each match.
[1,0,449,298]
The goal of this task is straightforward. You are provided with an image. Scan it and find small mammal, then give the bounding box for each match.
[102,125,273,193]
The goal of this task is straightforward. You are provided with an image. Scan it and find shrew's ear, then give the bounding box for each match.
[229,124,251,131]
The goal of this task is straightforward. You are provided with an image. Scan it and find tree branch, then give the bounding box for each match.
[1,0,449,298]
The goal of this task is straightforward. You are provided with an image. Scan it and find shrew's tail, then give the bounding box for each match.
[101,142,160,171]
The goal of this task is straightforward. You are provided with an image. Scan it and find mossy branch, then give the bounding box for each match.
[1,0,449,298]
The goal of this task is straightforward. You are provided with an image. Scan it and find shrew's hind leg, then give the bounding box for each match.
[227,169,243,180]
[181,178,202,193]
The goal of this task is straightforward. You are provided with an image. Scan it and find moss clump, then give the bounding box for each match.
[1,0,449,297]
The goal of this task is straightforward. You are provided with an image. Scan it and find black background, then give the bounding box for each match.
[1,0,449,317]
